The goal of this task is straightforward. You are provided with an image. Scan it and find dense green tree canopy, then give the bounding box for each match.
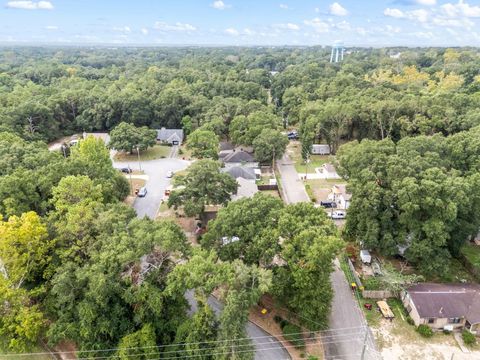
[109,122,157,153]
[168,160,238,216]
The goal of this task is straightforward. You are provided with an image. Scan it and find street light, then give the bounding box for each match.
[136,146,142,171]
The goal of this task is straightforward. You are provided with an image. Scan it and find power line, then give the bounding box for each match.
[72,332,368,360]
[0,325,369,358]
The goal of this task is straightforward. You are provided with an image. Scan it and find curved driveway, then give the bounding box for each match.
[114,156,291,360]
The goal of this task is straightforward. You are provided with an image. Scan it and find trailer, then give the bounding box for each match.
[360,250,372,265]
[311,144,331,155]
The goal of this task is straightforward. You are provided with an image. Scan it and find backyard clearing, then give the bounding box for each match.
[287,141,330,174]
[368,300,480,359]
[114,144,171,161]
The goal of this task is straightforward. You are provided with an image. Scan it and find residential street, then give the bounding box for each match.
[277,154,310,203]
[277,153,379,360]
[186,291,291,360]
[119,156,291,360]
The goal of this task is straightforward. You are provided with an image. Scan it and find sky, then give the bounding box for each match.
[0,0,480,46]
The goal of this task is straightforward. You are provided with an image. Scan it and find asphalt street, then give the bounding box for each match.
[277,153,379,360]
[186,291,291,360]
[116,155,291,360]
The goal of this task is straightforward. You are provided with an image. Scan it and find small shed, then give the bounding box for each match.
[360,250,372,264]
[311,144,331,155]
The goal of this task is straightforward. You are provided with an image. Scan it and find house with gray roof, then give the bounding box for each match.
[222,150,258,168]
[402,283,480,335]
[156,128,184,145]
[222,166,257,182]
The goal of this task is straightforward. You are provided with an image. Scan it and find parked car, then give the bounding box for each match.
[328,211,346,219]
[320,201,337,208]
[120,167,132,174]
[166,171,174,178]
[287,131,298,140]
[138,187,147,197]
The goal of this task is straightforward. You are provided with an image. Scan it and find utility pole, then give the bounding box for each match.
[360,330,368,360]
[128,164,133,196]
[136,146,142,171]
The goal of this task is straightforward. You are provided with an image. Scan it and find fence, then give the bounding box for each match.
[257,184,279,191]
[362,290,395,299]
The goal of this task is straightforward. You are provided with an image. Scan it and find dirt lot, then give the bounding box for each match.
[368,301,480,359]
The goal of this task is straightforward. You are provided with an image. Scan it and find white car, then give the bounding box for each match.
[328,211,346,219]
[166,171,174,178]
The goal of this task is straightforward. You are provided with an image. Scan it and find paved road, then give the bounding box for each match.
[186,291,290,360]
[276,153,379,360]
[117,156,290,360]
[277,155,310,203]
[113,157,190,219]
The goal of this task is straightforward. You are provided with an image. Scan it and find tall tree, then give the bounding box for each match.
[168,160,238,216]
[109,122,157,153]
[186,129,220,159]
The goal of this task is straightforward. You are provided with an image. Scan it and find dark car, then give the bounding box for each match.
[120,167,132,174]
[320,201,337,208]
[287,131,298,140]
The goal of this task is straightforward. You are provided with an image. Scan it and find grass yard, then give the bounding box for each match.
[114,144,171,162]
[461,244,480,269]
[287,141,331,174]
[305,178,347,203]
[421,257,476,283]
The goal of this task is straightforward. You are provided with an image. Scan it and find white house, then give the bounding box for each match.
[329,184,351,209]
[319,163,341,179]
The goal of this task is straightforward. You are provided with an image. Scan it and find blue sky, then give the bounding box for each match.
[0,0,480,46]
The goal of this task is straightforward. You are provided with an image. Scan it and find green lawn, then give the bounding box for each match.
[295,155,330,175]
[287,141,331,174]
[114,144,171,162]
[461,244,480,269]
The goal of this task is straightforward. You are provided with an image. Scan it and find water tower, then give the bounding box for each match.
[330,41,345,63]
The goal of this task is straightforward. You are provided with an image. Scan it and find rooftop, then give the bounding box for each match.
[407,283,480,324]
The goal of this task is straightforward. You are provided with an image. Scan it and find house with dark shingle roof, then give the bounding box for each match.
[156,128,184,145]
[402,283,480,335]
[221,150,258,168]
[222,166,257,181]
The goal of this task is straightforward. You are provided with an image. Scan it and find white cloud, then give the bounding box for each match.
[45,25,58,30]
[356,27,367,36]
[409,9,429,22]
[384,8,405,18]
[113,26,131,33]
[303,18,330,33]
[335,20,350,30]
[6,1,53,10]
[416,0,436,5]
[274,23,300,30]
[141,28,149,35]
[211,1,230,10]
[224,28,239,36]
[154,22,196,32]
[243,28,256,35]
[441,1,480,18]
[384,8,429,23]
[279,4,288,9]
[329,2,348,16]
[412,31,434,39]
[314,7,320,13]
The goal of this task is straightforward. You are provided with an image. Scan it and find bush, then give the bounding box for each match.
[406,316,415,326]
[273,315,283,324]
[362,276,382,290]
[442,329,451,335]
[282,323,305,349]
[416,324,433,338]
[462,330,477,346]
[307,356,319,360]
[178,148,184,155]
